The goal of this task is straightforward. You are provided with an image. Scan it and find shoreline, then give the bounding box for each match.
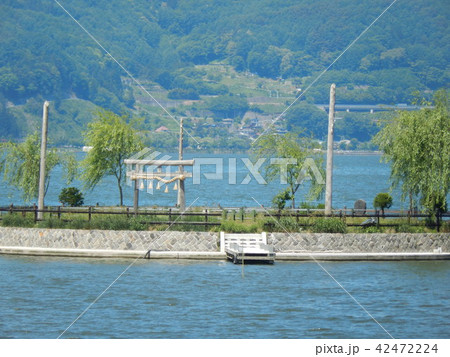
[0,227,448,262]
[1,245,449,261]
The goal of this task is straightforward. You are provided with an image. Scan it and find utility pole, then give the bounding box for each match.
[133,174,139,214]
[37,101,49,220]
[177,118,185,211]
[325,84,336,216]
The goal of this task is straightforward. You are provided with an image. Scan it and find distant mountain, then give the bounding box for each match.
[0,0,448,144]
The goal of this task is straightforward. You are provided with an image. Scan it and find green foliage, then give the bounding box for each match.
[205,95,249,119]
[312,218,347,233]
[278,217,302,232]
[81,109,143,206]
[0,0,448,148]
[254,132,325,208]
[69,217,91,230]
[1,214,34,228]
[373,193,393,214]
[285,103,328,139]
[373,90,449,212]
[86,216,129,230]
[167,88,199,100]
[299,202,325,209]
[363,226,382,233]
[36,217,66,229]
[0,132,73,202]
[58,187,84,207]
[220,220,258,233]
[272,189,292,210]
[395,224,424,233]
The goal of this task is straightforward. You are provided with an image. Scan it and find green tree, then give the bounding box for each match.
[373,192,393,215]
[81,109,143,206]
[254,132,325,209]
[59,187,84,207]
[272,188,292,210]
[0,132,73,203]
[373,89,449,213]
[205,95,249,120]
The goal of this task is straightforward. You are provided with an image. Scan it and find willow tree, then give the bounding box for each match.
[373,89,449,213]
[0,132,74,203]
[81,110,143,206]
[253,132,325,209]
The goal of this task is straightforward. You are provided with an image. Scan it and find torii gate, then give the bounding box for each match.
[124,118,194,211]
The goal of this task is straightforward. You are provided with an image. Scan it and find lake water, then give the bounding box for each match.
[1,152,448,339]
[0,256,448,339]
[1,152,405,210]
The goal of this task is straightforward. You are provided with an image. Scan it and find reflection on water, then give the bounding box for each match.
[0,256,448,339]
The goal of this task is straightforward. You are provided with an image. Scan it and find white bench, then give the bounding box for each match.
[220,232,274,263]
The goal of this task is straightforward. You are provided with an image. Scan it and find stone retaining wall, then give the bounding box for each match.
[0,228,219,252]
[269,233,449,253]
[0,228,448,253]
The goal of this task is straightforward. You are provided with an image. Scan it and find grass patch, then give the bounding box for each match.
[311,218,347,234]
[1,214,34,228]
[220,220,259,233]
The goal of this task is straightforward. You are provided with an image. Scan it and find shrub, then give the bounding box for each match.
[373,192,393,214]
[220,220,258,233]
[442,221,450,233]
[36,218,67,229]
[129,217,148,231]
[221,210,228,220]
[167,88,199,100]
[1,214,34,228]
[363,226,382,233]
[395,224,424,233]
[272,189,292,210]
[312,218,347,233]
[262,218,276,232]
[59,187,84,207]
[68,218,90,230]
[299,202,325,209]
[278,217,301,232]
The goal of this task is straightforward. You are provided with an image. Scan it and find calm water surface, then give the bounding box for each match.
[1,153,401,209]
[0,256,448,339]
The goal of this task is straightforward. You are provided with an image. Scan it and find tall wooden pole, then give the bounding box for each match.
[37,101,49,220]
[133,177,139,214]
[325,84,336,216]
[177,118,185,211]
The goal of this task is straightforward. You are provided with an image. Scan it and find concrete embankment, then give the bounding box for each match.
[0,227,448,261]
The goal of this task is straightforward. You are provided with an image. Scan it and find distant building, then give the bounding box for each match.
[155,126,169,133]
[222,119,233,126]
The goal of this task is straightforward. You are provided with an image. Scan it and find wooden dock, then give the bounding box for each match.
[220,232,275,264]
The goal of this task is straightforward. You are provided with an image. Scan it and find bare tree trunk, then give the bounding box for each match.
[291,187,295,209]
[119,181,124,207]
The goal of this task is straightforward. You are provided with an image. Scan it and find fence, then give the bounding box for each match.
[0,204,449,232]
[262,208,449,232]
[0,204,222,230]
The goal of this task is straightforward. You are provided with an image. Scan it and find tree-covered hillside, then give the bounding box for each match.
[0,0,448,145]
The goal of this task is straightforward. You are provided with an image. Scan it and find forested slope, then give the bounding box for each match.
[0,0,448,144]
